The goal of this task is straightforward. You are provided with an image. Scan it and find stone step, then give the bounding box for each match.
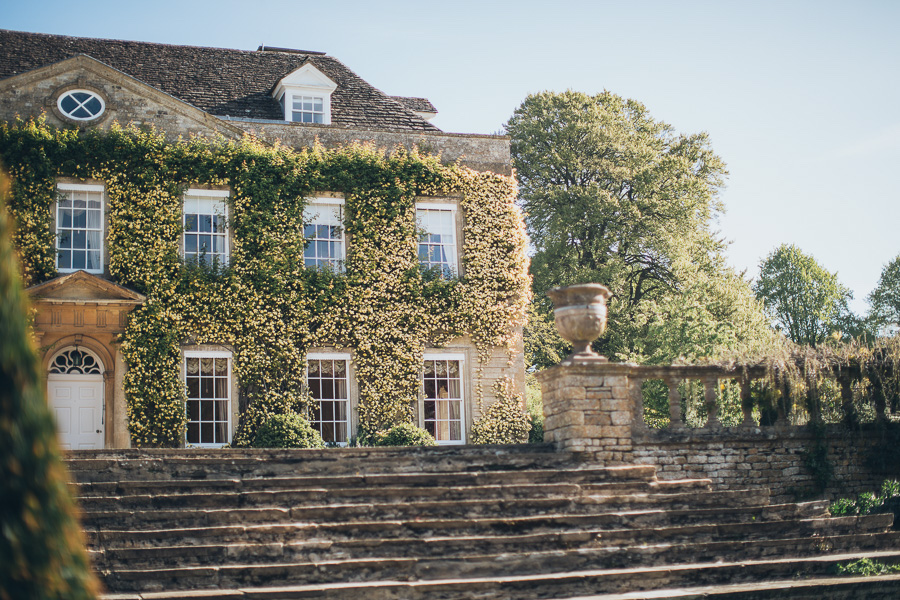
[98,573,900,600]
[533,573,900,600]
[85,512,892,556]
[77,481,587,510]
[90,528,900,573]
[79,495,826,533]
[65,445,579,482]
[75,465,657,497]
[97,550,900,596]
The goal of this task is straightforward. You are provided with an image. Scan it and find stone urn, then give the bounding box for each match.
[546,283,612,361]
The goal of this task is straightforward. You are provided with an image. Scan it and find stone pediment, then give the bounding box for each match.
[0,54,247,140]
[27,270,145,305]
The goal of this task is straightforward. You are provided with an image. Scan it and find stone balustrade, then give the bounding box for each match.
[537,356,893,501]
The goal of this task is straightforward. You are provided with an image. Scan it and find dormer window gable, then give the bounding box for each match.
[272,63,338,125]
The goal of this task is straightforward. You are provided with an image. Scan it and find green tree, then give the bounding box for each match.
[0,168,99,600]
[506,90,771,365]
[868,255,900,335]
[753,244,855,346]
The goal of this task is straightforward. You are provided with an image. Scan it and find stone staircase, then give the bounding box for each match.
[66,445,900,599]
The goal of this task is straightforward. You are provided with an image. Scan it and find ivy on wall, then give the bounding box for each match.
[0,118,529,447]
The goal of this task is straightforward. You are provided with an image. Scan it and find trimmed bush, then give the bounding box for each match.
[370,422,436,447]
[471,378,530,444]
[252,413,325,449]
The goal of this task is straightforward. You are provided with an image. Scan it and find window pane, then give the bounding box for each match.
[187,378,200,398]
[215,422,228,444]
[215,377,228,399]
[86,250,101,271]
[187,422,199,444]
[185,214,198,232]
[201,378,214,399]
[87,231,101,250]
[201,423,214,443]
[200,357,214,375]
[60,209,72,228]
[72,251,86,270]
[186,357,199,375]
[185,234,197,253]
[57,249,71,269]
[87,209,101,229]
[199,215,212,233]
[187,400,199,421]
[58,231,72,249]
[73,229,86,249]
[215,358,228,375]
[73,209,86,228]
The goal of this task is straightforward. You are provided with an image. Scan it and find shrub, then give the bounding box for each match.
[252,413,325,449]
[471,378,530,445]
[526,374,544,443]
[369,422,436,447]
[836,557,900,576]
[829,479,900,529]
[0,169,100,599]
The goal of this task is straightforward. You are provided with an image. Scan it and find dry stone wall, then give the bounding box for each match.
[540,360,895,503]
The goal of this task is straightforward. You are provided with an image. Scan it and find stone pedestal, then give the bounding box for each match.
[537,360,635,463]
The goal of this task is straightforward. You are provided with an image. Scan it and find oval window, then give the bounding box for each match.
[57,90,105,121]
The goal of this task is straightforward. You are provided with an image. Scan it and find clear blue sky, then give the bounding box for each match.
[5,0,899,314]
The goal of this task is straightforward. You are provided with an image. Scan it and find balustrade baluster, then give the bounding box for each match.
[665,375,683,430]
[740,375,754,427]
[703,375,720,428]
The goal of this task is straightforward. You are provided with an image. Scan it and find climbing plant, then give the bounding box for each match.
[0,118,529,447]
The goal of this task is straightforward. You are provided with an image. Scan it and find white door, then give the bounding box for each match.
[48,374,104,449]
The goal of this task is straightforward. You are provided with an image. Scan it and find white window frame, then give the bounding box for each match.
[422,352,466,445]
[415,202,458,278]
[183,189,230,266]
[56,183,105,275]
[183,350,232,448]
[290,95,326,124]
[57,89,106,121]
[306,352,352,445]
[303,197,345,272]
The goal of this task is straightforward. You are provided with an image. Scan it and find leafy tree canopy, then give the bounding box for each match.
[506,90,772,366]
[868,255,900,336]
[753,243,856,346]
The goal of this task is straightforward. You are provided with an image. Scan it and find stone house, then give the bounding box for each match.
[0,29,527,449]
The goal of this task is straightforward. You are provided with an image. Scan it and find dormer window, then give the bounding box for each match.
[272,63,337,125]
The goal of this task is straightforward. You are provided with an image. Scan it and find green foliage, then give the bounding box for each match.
[0,119,530,447]
[252,412,325,449]
[754,244,855,346]
[367,422,437,447]
[506,90,773,365]
[525,374,544,443]
[471,378,530,444]
[524,299,567,370]
[868,255,900,336]
[0,169,99,599]
[829,479,900,528]
[835,558,900,576]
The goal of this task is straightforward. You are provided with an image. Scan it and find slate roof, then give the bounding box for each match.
[0,30,440,132]
[390,96,437,115]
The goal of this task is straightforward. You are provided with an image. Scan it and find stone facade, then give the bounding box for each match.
[1,30,524,449]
